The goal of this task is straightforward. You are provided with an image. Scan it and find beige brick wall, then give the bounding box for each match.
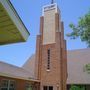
[43,9,56,45]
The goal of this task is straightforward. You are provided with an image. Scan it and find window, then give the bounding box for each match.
[0,80,16,90]
[1,80,8,90]
[47,49,50,70]
[26,82,33,90]
[9,81,15,90]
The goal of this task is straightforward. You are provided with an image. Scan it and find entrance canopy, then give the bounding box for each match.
[0,0,30,45]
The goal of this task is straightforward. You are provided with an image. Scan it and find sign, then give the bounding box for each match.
[44,4,56,12]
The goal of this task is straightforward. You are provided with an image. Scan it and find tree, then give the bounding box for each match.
[67,10,90,47]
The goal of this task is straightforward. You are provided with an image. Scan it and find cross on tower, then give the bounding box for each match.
[51,0,54,4]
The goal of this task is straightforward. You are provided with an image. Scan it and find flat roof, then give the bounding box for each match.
[0,0,30,45]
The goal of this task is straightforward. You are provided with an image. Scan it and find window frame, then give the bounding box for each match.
[0,79,16,90]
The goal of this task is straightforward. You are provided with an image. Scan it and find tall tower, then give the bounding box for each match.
[35,2,67,90]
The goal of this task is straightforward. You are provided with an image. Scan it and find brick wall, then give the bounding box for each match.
[35,12,67,90]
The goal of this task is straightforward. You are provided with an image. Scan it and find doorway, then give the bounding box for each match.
[43,86,53,90]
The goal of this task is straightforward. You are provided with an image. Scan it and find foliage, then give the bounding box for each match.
[70,85,80,90]
[70,85,85,90]
[67,10,90,47]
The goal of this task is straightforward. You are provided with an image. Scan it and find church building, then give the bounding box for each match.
[0,1,90,90]
[0,1,67,90]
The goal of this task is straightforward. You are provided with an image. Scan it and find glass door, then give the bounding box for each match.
[43,86,53,90]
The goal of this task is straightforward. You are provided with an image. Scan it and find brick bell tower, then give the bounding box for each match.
[35,2,67,90]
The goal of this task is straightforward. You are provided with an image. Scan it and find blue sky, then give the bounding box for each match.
[0,0,90,66]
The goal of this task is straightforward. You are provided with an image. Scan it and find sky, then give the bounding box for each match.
[0,0,90,67]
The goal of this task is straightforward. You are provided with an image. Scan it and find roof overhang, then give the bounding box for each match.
[0,0,30,45]
[0,72,40,82]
